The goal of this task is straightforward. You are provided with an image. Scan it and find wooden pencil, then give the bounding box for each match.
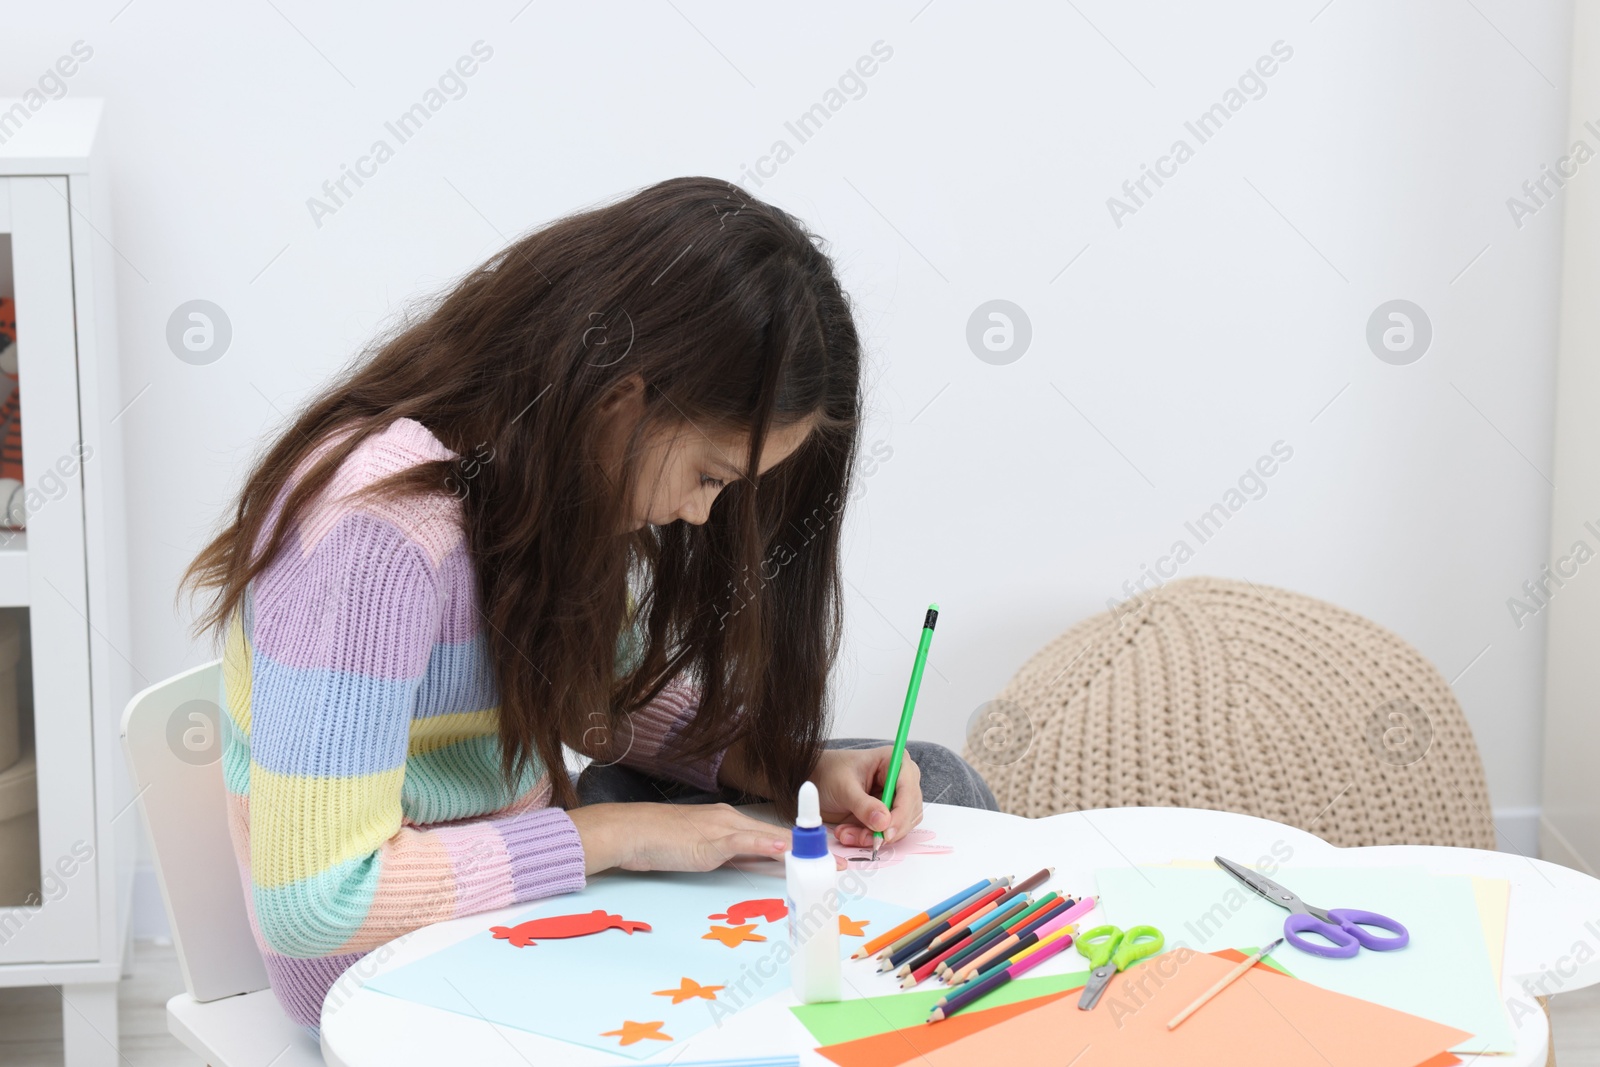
[1165,938,1284,1030]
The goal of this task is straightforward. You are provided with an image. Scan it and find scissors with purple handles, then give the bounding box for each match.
[1214,856,1410,960]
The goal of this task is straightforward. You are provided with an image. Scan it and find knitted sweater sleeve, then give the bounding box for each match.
[611,682,732,793]
[598,598,735,793]
[244,512,586,958]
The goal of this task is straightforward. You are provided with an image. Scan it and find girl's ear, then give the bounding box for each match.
[598,373,646,416]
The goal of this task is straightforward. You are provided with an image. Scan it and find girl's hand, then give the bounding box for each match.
[811,747,924,850]
[568,802,791,875]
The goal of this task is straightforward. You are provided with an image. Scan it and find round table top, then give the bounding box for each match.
[320,803,1599,1066]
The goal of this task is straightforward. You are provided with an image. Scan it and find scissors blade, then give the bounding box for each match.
[1077,965,1116,1010]
[1214,856,1313,915]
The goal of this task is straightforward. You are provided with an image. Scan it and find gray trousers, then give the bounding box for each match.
[574,736,999,811]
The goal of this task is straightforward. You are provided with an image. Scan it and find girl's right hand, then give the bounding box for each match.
[568,802,793,875]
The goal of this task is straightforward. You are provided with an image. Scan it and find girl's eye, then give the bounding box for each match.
[700,474,725,490]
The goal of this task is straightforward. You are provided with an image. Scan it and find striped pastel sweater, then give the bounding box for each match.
[220,418,728,1030]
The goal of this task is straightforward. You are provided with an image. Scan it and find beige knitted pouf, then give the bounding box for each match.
[964,576,1497,849]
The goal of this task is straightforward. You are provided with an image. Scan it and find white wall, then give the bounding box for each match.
[1541,1,1600,876]
[5,0,1572,891]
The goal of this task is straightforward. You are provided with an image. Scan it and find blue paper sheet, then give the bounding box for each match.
[1093,865,1514,1055]
[364,868,914,1059]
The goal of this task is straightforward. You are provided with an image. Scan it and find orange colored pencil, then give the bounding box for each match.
[895,899,1002,977]
[877,882,1011,962]
[853,878,999,959]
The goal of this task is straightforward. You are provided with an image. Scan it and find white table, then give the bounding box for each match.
[320,803,1600,1066]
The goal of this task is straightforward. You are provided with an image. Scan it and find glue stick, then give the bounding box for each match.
[786,780,841,1003]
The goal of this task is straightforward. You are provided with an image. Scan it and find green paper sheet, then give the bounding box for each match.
[790,948,1292,1047]
[1093,866,1514,1055]
[791,969,1092,1046]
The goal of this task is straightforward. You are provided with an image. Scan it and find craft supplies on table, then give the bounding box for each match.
[1094,864,1515,1054]
[786,781,841,1003]
[926,922,1081,1022]
[794,946,1470,1067]
[1074,923,1165,1009]
[355,848,1515,1065]
[363,868,914,1060]
[1166,937,1285,1029]
[1215,855,1411,958]
[853,878,991,959]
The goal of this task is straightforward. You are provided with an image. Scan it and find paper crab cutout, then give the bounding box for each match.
[707,897,788,924]
[828,827,952,869]
[490,909,651,948]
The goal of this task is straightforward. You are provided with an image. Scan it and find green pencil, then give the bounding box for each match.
[875,603,939,860]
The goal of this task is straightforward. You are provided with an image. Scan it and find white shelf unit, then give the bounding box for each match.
[0,99,135,1067]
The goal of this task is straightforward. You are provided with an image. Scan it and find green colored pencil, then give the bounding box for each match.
[875,603,938,860]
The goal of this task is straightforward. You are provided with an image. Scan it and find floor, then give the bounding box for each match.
[0,940,1596,1064]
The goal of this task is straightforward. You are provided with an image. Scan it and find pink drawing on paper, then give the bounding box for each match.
[828,827,952,869]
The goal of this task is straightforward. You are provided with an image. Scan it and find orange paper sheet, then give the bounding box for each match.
[819,949,1471,1067]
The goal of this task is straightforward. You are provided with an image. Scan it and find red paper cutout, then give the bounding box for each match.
[838,914,870,937]
[600,1019,673,1045]
[702,923,768,947]
[708,897,789,924]
[490,909,652,948]
[653,977,724,1003]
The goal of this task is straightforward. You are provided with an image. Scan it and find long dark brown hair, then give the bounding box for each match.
[183,176,863,815]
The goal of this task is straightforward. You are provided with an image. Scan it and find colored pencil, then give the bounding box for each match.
[947,895,1097,985]
[897,895,1032,979]
[908,895,1056,991]
[877,877,1009,959]
[945,897,1091,986]
[886,898,1001,975]
[934,895,1075,985]
[874,604,937,860]
[900,897,1045,986]
[876,883,1000,962]
[883,882,1011,962]
[880,885,1010,971]
[927,927,1080,1022]
[959,909,1076,979]
[909,867,1052,959]
[854,878,995,958]
[1165,938,1284,1030]
[932,866,1054,951]
[939,924,1079,1011]
[936,895,1067,982]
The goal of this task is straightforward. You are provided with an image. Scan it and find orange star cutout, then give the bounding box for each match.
[838,914,870,937]
[600,1019,673,1046]
[653,976,724,1004]
[702,923,767,947]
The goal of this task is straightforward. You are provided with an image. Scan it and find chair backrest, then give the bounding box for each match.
[121,659,269,1002]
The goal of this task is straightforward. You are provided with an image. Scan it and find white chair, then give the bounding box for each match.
[121,660,325,1066]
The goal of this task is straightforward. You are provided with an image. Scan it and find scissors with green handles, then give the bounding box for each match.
[1075,924,1165,1010]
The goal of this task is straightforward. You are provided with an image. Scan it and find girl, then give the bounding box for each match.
[183,176,997,1032]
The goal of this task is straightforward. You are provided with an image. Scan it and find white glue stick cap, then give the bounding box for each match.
[797,781,821,828]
